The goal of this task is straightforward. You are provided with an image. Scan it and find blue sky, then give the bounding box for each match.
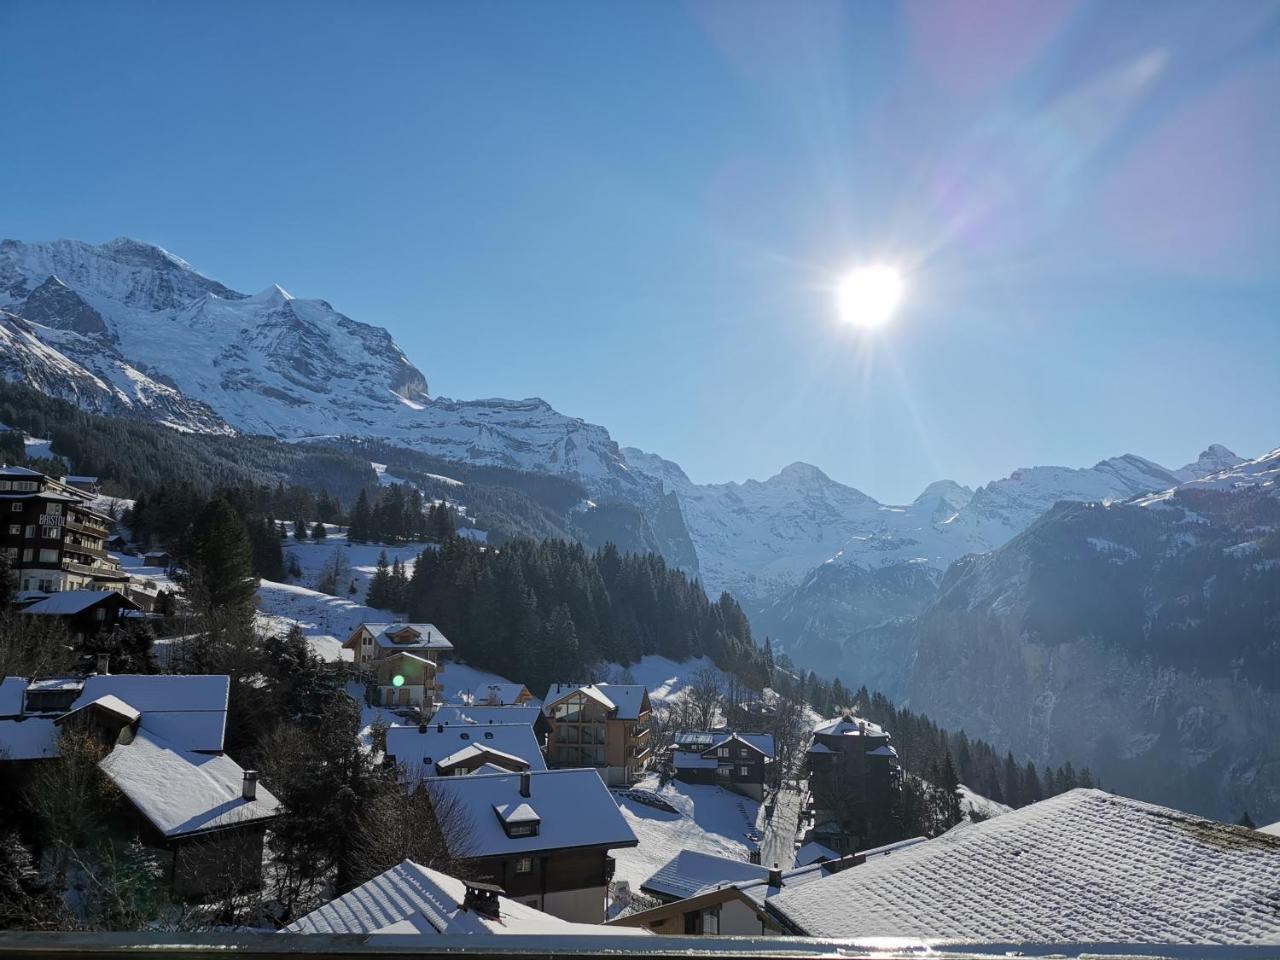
[2,0,1278,502]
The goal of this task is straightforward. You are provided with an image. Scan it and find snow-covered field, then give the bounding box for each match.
[611,774,761,897]
[282,527,428,597]
[607,655,737,706]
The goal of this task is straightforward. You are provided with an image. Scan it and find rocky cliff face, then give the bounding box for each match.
[909,449,1280,820]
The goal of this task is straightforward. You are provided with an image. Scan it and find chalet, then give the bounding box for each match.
[21,588,140,642]
[670,730,776,800]
[0,466,127,594]
[542,683,652,786]
[425,768,638,923]
[766,789,1280,944]
[141,550,172,569]
[804,714,901,853]
[0,674,280,901]
[386,721,547,780]
[344,622,453,710]
[285,859,647,937]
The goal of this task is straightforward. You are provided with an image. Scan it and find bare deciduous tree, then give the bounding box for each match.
[686,667,723,730]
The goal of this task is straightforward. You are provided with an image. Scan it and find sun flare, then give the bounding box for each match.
[837,264,904,329]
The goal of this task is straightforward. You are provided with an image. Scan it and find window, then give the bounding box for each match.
[24,526,35,538]
[515,857,534,874]
[717,747,729,758]
[507,822,539,837]
[0,481,10,491]
[739,748,750,758]
[739,766,750,777]
[11,503,21,512]
[14,481,36,492]
[22,549,33,562]
[39,549,58,563]
[43,525,59,539]
[46,503,61,515]
[7,524,18,535]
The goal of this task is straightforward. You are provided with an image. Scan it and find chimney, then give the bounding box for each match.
[462,880,501,920]
[519,771,531,798]
[96,654,110,675]
[242,770,259,801]
[418,718,427,733]
[437,723,444,733]
[767,862,783,888]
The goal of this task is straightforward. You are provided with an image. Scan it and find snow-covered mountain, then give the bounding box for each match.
[0,238,649,502]
[910,445,1280,820]
[623,443,1243,604]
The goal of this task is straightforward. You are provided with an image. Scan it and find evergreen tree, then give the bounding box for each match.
[179,498,258,634]
[349,490,373,543]
[310,521,327,541]
[366,551,393,609]
[1237,810,1257,829]
[294,518,308,541]
[390,556,410,612]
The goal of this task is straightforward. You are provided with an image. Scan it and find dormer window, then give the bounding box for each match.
[494,801,540,838]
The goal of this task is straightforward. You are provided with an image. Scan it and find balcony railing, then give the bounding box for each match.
[0,932,1246,960]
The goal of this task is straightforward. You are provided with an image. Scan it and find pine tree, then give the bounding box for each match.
[179,497,258,634]
[294,518,308,541]
[937,750,963,829]
[366,551,393,609]
[1237,810,1257,829]
[349,490,373,543]
[390,556,409,612]
[311,521,327,541]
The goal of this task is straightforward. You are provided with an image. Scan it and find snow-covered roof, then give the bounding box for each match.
[426,769,637,859]
[447,682,532,706]
[430,704,544,728]
[0,465,44,477]
[1259,821,1280,837]
[543,683,616,713]
[813,715,886,737]
[436,743,531,773]
[386,723,546,777]
[672,752,718,770]
[70,675,229,752]
[769,789,1280,944]
[99,730,280,838]
[22,590,137,616]
[348,623,453,651]
[0,717,59,760]
[866,744,898,758]
[494,801,539,825]
[58,693,141,725]
[285,859,646,936]
[794,841,841,865]
[641,850,771,901]
[0,678,25,717]
[707,732,776,759]
[542,682,650,720]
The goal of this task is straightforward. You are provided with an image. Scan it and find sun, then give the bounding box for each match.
[837,264,904,329]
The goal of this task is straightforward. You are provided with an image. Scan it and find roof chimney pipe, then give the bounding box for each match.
[519,771,531,798]
[768,862,783,887]
[242,770,259,801]
[462,880,502,919]
[96,654,110,675]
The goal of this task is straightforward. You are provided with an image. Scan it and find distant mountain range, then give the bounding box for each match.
[3,235,1275,819]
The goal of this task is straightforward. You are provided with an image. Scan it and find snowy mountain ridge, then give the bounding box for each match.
[0,237,648,502]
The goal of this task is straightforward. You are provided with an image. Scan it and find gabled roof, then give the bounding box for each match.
[0,465,45,477]
[672,752,718,770]
[284,860,646,936]
[543,683,616,713]
[0,678,25,718]
[493,801,539,825]
[386,723,546,778]
[768,789,1280,945]
[425,769,636,859]
[542,682,650,720]
[22,590,138,616]
[57,693,141,726]
[640,850,771,901]
[99,729,280,838]
[436,743,530,773]
[346,623,453,652]
[705,732,776,760]
[70,675,229,752]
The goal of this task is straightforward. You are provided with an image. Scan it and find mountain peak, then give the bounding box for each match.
[776,461,831,484]
[1174,444,1244,483]
[913,479,974,510]
[248,283,294,304]
[100,236,192,269]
